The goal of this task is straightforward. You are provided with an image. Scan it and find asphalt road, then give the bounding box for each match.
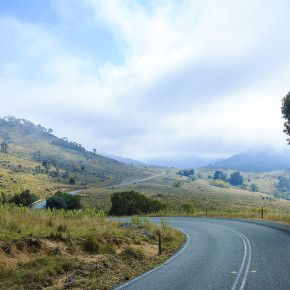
[114,217,290,290]
[99,172,165,189]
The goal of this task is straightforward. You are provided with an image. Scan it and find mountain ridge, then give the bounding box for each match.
[214,150,290,172]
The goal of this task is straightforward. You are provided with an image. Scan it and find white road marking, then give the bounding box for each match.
[213,225,252,290]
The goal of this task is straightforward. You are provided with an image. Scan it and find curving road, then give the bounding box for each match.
[100,172,165,189]
[114,217,290,290]
[31,173,165,209]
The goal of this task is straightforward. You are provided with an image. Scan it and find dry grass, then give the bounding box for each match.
[0,204,185,289]
[82,172,290,211]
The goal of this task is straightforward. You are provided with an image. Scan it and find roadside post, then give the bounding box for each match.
[206,209,207,216]
[159,233,162,255]
[261,207,264,219]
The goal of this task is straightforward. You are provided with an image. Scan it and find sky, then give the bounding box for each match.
[0,0,290,167]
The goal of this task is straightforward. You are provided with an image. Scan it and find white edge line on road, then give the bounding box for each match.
[240,235,252,290]
[230,229,248,290]
[113,229,190,290]
[214,225,252,290]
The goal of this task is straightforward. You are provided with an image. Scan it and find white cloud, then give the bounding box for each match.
[1,0,290,165]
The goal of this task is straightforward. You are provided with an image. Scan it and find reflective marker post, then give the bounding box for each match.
[261,207,264,219]
[159,234,162,255]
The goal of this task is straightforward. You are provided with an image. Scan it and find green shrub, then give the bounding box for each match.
[197,173,204,179]
[83,233,100,253]
[9,189,39,207]
[46,191,81,210]
[177,169,195,177]
[109,191,166,216]
[250,183,260,192]
[172,180,182,188]
[210,179,231,188]
[181,202,195,213]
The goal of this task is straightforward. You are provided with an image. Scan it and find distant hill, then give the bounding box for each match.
[0,116,155,196]
[100,153,144,166]
[214,150,290,172]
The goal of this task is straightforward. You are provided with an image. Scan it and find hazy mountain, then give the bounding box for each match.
[214,150,290,172]
[147,156,215,169]
[100,153,144,166]
[0,116,154,190]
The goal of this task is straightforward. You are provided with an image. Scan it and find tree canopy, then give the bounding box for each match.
[46,191,82,210]
[109,191,166,216]
[214,170,228,182]
[282,91,290,144]
[229,171,244,186]
[9,189,38,206]
[177,169,195,177]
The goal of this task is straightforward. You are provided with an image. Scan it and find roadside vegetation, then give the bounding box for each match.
[0,203,184,289]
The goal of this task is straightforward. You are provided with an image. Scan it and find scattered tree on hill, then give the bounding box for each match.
[109,191,166,216]
[229,171,243,185]
[274,176,290,200]
[1,142,8,153]
[9,189,38,206]
[191,175,198,181]
[42,160,51,173]
[69,177,76,185]
[172,180,182,188]
[46,191,82,210]
[214,171,228,182]
[249,183,260,192]
[177,169,195,177]
[62,171,69,179]
[281,91,290,144]
[197,172,204,179]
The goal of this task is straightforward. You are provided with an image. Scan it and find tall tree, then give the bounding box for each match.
[229,171,243,186]
[282,91,290,144]
[42,160,51,173]
[1,142,8,153]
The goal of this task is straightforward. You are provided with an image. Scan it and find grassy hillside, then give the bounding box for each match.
[0,116,158,199]
[81,169,290,223]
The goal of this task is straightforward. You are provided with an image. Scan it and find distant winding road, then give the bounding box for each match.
[31,172,165,209]
[114,217,290,290]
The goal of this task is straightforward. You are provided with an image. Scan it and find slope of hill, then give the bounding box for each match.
[0,116,156,198]
[214,150,290,172]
